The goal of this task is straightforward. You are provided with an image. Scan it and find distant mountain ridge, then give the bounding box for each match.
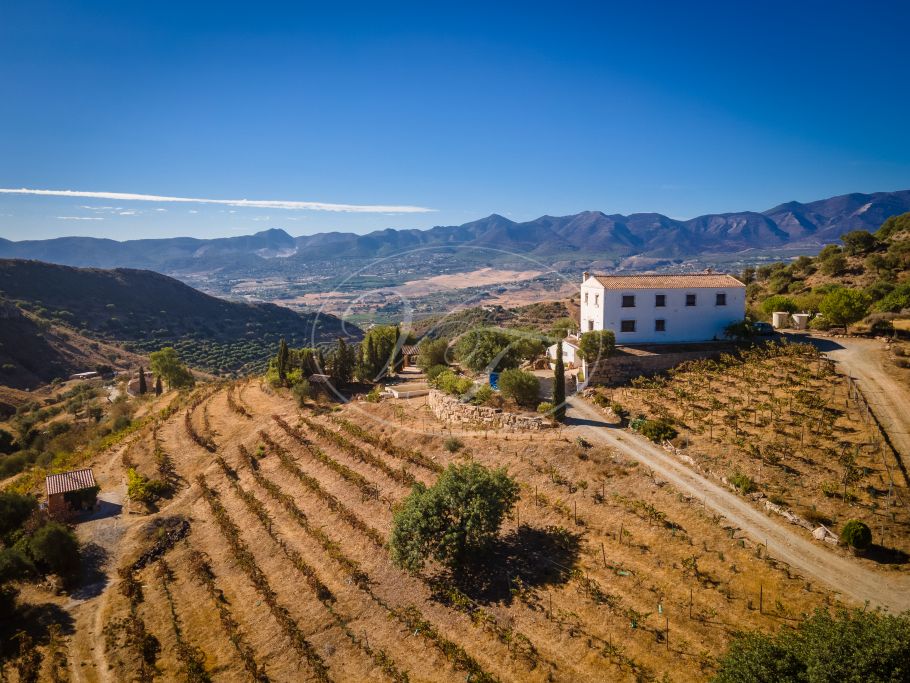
[2,189,908,272]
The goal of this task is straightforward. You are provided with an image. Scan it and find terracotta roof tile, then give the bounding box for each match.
[46,468,97,496]
[590,273,744,289]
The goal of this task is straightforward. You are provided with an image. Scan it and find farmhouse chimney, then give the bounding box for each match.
[582,271,590,283]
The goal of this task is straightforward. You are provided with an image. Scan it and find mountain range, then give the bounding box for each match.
[1,189,908,275]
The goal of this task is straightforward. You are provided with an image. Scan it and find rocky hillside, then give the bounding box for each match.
[744,212,910,329]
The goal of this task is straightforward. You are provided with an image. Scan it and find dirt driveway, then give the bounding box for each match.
[800,334,910,471]
[566,396,910,612]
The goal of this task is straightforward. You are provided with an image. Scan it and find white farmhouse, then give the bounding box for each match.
[580,272,746,344]
[547,335,580,369]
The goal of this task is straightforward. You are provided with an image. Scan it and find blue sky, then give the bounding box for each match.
[1,1,908,241]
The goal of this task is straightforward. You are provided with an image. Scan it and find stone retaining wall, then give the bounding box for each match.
[587,342,736,386]
[427,390,555,431]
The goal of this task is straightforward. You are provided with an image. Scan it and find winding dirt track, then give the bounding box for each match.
[566,396,910,613]
[814,336,910,475]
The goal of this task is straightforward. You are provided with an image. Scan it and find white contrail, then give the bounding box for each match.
[0,187,435,214]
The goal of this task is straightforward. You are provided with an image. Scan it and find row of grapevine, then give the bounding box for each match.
[301,417,417,487]
[103,566,159,682]
[156,560,211,682]
[259,430,385,547]
[184,409,217,452]
[213,454,410,683]
[195,474,330,681]
[227,384,251,418]
[329,416,443,473]
[237,444,369,586]
[214,455,335,602]
[185,549,268,682]
[271,417,381,501]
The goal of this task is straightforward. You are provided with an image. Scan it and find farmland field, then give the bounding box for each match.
[21,379,852,682]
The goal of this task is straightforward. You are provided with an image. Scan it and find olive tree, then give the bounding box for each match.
[389,463,519,573]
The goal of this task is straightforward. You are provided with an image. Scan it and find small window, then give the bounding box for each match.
[686,294,697,306]
[588,320,594,331]
[655,294,666,307]
[620,320,636,333]
[621,295,635,308]
[655,319,666,332]
[595,294,600,306]
[715,292,727,306]
[584,292,588,304]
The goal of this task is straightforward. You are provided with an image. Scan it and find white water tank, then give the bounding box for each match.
[791,313,810,330]
[772,311,791,329]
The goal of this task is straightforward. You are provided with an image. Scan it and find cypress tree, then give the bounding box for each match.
[138,367,147,395]
[155,375,163,396]
[277,338,289,384]
[553,339,566,421]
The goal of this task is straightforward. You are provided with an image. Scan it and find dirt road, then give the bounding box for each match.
[809,335,910,474]
[566,396,910,612]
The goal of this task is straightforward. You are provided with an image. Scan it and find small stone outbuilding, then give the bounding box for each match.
[46,468,99,518]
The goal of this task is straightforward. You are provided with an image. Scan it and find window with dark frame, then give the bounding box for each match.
[620,320,636,332]
[621,295,635,307]
[655,294,666,307]
[716,292,727,306]
[655,319,666,332]
[686,293,697,306]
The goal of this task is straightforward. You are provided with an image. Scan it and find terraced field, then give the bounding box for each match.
[48,381,842,682]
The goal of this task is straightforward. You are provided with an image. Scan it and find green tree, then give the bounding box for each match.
[840,520,872,551]
[760,295,798,316]
[713,608,910,683]
[454,328,523,373]
[28,522,80,577]
[875,211,910,240]
[820,252,849,276]
[149,347,195,389]
[138,367,147,395]
[276,338,289,383]
[0,492,37,542]
[417,338,449,371]
[875,282,910,313]
[819,288,870,330]
[357,326,402,381]
[552,340,566,421]
[389,462,520,573]
[154,375,162,396]
[841,230,878,256]
[327,337,356,387]
[550,317,577,339]
[498,368,540,407]
[0,429,15,455]
[577,329,616,363]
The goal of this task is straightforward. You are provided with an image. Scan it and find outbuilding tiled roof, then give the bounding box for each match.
[46,468,97,496]
[590,273,744,289]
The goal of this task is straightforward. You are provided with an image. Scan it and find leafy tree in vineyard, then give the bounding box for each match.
[138,366,147,395]
[328,337,356,387]
[390,462,519,573]
[577,329,616,364]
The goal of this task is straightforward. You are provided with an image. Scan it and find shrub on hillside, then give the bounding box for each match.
[471,384,493,406]
[730,471,756,494]
[28,521,80,577]
[839,519,872,551]
[537,401,554,414]
[425,364,448,383]
[635,418,677,443]
[498,369,540,407]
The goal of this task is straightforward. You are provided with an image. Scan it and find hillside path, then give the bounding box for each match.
[806,335,910,476]
[565,396,910,613]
